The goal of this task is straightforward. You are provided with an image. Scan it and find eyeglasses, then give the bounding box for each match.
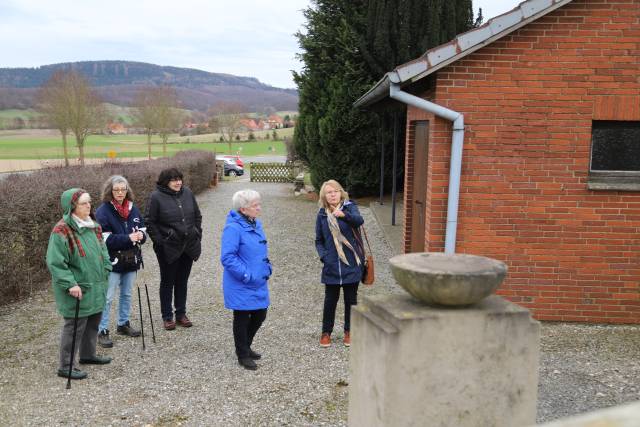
[169,178,182,182]
[113,188,128,193]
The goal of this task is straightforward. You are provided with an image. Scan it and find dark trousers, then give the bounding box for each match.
[158,252,193,321]
[233,309,267,359]
[59,312,101,370]
[322,283,359,334]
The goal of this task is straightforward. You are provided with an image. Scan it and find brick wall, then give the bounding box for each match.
[404,0,640,323]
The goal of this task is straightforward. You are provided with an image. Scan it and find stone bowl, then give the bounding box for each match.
[389,252,507,306]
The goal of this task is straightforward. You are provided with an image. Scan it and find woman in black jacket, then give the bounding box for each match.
[145,168,202,330]
[315,179,364,348]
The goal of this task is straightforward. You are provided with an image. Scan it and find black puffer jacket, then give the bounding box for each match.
[145,185,202,264]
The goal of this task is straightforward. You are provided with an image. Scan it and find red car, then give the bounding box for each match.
[223,155,244,167]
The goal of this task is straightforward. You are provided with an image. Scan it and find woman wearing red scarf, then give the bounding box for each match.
[95,175,147,348]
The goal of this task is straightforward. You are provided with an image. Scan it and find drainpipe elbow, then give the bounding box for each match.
[453,116,464,131]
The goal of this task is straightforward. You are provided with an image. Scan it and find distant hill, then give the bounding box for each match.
[0,60,298,112]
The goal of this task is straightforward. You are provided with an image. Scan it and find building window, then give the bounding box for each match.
[588,120,640,191]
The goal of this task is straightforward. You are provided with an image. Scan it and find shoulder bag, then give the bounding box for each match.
[353,226,375,285]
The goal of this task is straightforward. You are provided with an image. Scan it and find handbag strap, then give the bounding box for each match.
[352,226,372,257]
[360,226,372,255]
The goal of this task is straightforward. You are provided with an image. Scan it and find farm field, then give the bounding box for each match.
[0,128,290,160]
[0,107,297,130]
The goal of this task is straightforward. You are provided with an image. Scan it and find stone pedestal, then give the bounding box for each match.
[348,294,540,427]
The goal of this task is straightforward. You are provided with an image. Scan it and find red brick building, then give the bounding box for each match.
[356,0,640,323]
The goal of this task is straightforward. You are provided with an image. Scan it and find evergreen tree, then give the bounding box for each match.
[295,0,473,195]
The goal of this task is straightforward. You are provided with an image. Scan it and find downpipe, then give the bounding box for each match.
[389,80,464,254]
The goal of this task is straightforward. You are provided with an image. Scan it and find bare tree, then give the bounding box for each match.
[37,72,72,166]
[62,72,104,166]
[38,71,103,166]
[133,88,159,159]
[208,101,246,152]
[155,86,182,156]
[133,86,181,158]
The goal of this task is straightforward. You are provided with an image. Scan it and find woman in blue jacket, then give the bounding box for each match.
[95,175,146,348]
[221,189,272,370]
[315,180,364,348]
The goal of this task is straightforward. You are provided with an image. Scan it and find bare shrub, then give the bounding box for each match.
[0,151,215,303]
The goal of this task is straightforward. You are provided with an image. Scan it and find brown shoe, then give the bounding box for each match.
[320,333,331,347]
[176,315,192,328]
[343,331,351,347]
[163,319,176,330]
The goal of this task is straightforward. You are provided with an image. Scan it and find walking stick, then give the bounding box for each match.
[66,297,80,389]
[137,285,146,351]
[144,283,156,343]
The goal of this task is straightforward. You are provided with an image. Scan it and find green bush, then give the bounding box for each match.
[0,150,215,303]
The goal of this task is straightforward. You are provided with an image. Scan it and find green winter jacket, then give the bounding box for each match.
[46,188,112,318]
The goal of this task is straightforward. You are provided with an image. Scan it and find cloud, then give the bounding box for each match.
[0,0,310,88]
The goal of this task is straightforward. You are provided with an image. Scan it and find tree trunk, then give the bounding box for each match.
[162,135,167,157]
[147,132,152,160]
[77,138,85,166]
[62,132,69,167]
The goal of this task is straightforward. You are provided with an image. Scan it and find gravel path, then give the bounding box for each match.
[1,181,638,426]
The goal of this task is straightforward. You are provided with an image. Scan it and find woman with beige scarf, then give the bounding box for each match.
[314,180,365,348]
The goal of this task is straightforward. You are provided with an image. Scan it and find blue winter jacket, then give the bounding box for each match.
[95,201,147,273]
[220,210,272,310]
[315,200,365,285]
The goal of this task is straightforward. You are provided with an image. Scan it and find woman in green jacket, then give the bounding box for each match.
[46,188,113,380]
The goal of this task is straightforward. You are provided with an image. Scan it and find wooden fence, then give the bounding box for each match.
[250,162,299,183]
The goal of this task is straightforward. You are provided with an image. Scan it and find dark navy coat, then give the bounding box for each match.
[95,201,147,273]
[220,210,272,310]
[315,200,365,285]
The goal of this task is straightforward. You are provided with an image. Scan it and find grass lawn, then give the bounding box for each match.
[0,131,288,160]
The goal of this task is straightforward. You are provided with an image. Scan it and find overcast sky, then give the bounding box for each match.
[0,0,522,89]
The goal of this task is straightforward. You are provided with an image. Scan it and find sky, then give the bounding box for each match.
[0,0,522,89]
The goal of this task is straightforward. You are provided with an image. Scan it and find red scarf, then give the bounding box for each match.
[111,199,130,220]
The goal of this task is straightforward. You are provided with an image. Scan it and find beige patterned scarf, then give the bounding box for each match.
[327,204,361,266]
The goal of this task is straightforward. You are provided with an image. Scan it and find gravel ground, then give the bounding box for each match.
[1,180,638,426]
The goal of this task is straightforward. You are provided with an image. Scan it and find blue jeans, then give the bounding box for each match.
[99,271,136,333]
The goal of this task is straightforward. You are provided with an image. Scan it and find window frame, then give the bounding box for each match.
[587,120,640,191]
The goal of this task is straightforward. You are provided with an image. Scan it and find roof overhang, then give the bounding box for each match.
[354,0,574,109]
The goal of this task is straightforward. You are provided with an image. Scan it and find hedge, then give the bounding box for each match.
[0,151,216,303]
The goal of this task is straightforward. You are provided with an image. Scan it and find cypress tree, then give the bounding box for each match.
[295,0,473,195]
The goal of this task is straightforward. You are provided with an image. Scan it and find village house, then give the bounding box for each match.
[267,114,285,129]
[183,120,198,129]
[356,0,640,323]
[238,118,263,132]
[106,122,126,135]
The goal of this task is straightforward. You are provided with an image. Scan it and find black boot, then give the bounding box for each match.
[238,357,257,370]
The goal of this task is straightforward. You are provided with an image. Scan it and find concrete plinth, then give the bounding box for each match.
[348,294,540,427]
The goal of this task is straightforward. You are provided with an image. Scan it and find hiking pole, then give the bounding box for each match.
[144,283,156,343]
[66,297,80,389]
[137,285,146,351]
[132,231,148,350]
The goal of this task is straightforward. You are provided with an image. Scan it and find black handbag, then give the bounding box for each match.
[114,246,142,270]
